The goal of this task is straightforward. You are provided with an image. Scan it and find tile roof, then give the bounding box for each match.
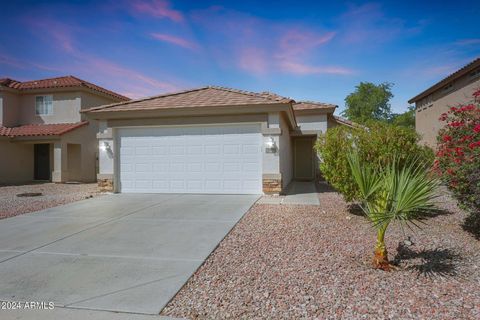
[0,122,88,138]
[83,86,294,113]
[293,101,337,111]
[0,76,129,101]
[408,57,480,103]
[332,115,361,128]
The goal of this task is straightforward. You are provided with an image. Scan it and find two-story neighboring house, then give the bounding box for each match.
[0,76,129,184]
[409,57,480,148]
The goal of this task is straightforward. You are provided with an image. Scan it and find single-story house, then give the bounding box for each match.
[82,86,350,194]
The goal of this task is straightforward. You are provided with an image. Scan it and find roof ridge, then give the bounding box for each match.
[208,85,292,102]
[408,57,480,103]
[81,86,211,113]
[296,100,336,106]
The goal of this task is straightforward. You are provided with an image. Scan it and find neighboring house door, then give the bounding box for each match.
[294,137,314,180]
[34,144,50,180]
[117,124,263,194]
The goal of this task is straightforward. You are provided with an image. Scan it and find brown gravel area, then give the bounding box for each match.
[0,183,102,219]
[162,183,480,319]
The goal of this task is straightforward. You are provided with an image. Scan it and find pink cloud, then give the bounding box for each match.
[130,0,183,22]
[150,33,197,50]
[237,47,269,75]
[279,61,354,75]
[19,17,182,98]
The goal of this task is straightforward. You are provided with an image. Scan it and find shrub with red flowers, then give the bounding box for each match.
[435,89,480,215]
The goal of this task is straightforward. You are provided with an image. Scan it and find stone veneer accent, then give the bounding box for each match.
[98,179,113,192]
[263,178,282,194]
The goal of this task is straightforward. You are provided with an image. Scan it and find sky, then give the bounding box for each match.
[0,0,479,114]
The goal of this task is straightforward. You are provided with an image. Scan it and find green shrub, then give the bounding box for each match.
[315,122,434,201]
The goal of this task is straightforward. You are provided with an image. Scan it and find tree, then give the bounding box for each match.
[391,105,415,128]
[342,82,394,124]
[348,152,440,270]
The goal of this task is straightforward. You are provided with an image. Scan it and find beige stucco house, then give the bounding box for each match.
[83,86,349,195]
[0,76,129,184]
[409,57,480,148]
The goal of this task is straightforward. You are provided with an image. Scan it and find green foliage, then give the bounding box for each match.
[348,152,439,227]
[315,122,434,202]
[342,82,394,124]
[347,151,440,268]
[391,105,415,128]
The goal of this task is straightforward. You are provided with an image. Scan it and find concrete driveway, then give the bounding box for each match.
[0,193,258,317]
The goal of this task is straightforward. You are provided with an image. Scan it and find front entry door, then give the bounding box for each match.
[294,138,314,180]
[34,144,50,180]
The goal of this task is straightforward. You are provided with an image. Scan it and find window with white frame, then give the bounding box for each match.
[35,95,53,115]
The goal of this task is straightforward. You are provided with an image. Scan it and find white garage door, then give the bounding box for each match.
[118,124,263,194]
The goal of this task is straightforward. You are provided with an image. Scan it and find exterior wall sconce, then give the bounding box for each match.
[100,141,113,157]
[265,136,278,153]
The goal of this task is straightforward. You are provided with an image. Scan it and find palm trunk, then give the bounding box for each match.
[373,225,391,271]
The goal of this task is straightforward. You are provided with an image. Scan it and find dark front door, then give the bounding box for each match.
[34,144,50,180]
[294,138,315,180]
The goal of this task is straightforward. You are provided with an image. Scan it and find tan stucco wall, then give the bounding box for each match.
[60,122,98,182]
[295,112,328,132]
[0,140,34,184]
[415,74,480,148]
[279,113,293,188]
[18,91,82,124]
[0,91,21,127]
[80,92,120,121]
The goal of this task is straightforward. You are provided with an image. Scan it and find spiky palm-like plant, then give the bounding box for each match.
[347,152,440,270]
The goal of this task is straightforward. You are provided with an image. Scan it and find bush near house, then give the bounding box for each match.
[435,90,480,215]
[315,122,434,202]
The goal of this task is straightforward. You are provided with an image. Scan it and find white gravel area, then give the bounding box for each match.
[162,183,480,319]
[0,183,102,219]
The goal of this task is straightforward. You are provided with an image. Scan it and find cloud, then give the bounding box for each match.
[455,38,480,46]
[19,17,181,98]
[279,61,353,75]
[150,33,197,50]
[130,0,183,22]
[191,6,351,77]
[338,3,424,45]
[237,47,268,75]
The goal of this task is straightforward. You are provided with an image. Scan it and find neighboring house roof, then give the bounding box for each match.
[0,122,88,137]
[0,76,130,101]
[408,57,480,104]
[293,101,337,111]
[332,115,360,128]
[82,86,294,113]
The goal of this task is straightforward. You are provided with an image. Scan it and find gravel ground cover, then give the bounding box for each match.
[162,183,480,319]
[0,183,101,219]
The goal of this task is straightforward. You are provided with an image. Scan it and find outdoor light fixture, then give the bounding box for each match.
[265,136,278,153]
[100,141,113,155]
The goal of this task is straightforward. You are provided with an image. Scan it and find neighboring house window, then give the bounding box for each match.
[35,95,53,115]
[443,83,454,93]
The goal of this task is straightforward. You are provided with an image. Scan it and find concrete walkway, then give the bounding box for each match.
[0,193,259,318]
[258,181,320,205]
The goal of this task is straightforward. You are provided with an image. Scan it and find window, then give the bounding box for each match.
[35,95,53,115]
[443,83,454,93]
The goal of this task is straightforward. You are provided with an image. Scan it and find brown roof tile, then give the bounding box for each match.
[0,76,129,101]
[0,122,88,137]
[83,86,294,113]
[293,101,337,111]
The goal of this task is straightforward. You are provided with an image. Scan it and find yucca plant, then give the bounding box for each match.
[347,152,440,270]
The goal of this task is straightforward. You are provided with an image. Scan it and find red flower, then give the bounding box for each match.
[450,106,458,112]
[448,121,464,127]
[474,124,480,133]
[447,168,455,175]
[443,135,452,142]
[439,113,448,121]
[468,141,480,149]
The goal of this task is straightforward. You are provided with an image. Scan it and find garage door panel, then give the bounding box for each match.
[118,124,262,194]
